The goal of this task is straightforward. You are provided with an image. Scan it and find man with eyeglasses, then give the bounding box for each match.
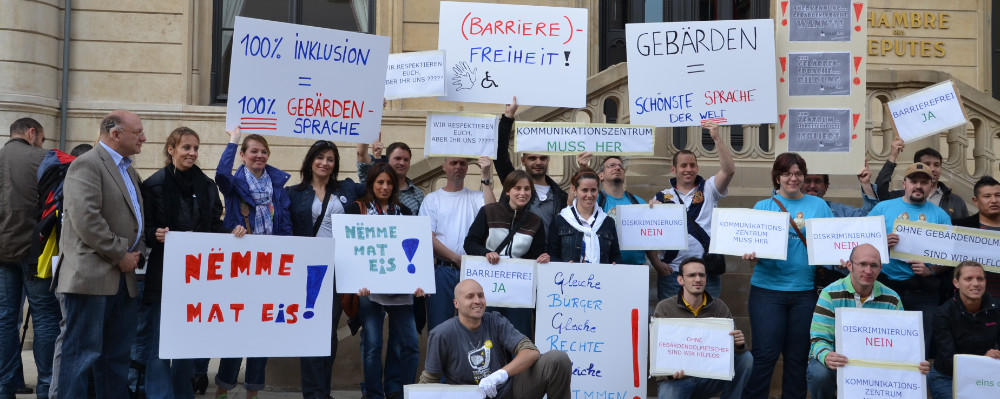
[876,134,968,218]
[51,110,147,398]
[573,154,647,265]
[806,244,930,399]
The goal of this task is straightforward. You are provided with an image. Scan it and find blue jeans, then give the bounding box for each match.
[51,275,137,399]
[0,262,60,399]
[358,297,418,399]
[743,286,815,399]
[806,358,836,399]
[899,288,938,355]
[926,367,952,399]
[193,359,209,375]
[144,301,194,399]
[657,272,721,301]
[426,265,459,332]
[486,307,533,338]
[128,280,149,394]
[215,357,267,391]
[300,289,343,399]
[657,350,753,399]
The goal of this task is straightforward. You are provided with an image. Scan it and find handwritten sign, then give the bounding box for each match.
[535,263,648,399]
[460,256,536,308]
[332,214,435,294]
[616,204,687,250]
[160,232,334,358]
[805,216,888,265]
[954,355,1000,398]
[838,364,926,399]
[788,0,852,42]
[650,318,734,380]
[887,80,968,143]
[787,108,851,153]
[404,384,481,399]
[385,50,446,100]
[225,17,389,144]
[424,113,498,158]
[709,208,789,260]
[835,307,924,364]
[626,19,778,127]
[437,1,588,107]
[514,122,655,155]
[889,220,1000,272]
[788,52,851,96]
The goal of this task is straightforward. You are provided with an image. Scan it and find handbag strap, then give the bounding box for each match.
[239,200,253,234]
[771,196,807,248]
[311,189,333,236]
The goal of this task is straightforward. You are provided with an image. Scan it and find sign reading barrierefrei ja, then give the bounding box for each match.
[709,208,789,260]
[424,113,498,159]
[650,318,735,380]
[616,204,687,250]
[954,355,1000,398]
[226,17,389,144]
[385,50,446,100]
[805,216,888,265]
[460,256,536,308]
[887,80,967,143]
[835,307,926,399]
[889,220,1000,272]
[331,214,435,294]
[514,122,655,155]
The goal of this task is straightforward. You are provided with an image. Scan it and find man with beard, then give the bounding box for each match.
[876,136,968,218]
[951,176,1000,297]
[868,162,952,352]
[573,154,648,265]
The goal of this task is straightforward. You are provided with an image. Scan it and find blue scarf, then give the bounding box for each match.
[242,167,274,235]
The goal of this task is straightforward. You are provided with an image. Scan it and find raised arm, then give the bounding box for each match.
[495,96,518,181]
[707,120,735,193]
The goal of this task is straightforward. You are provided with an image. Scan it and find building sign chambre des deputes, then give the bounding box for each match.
[867,10,950,58]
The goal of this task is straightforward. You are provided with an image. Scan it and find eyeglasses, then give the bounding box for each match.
[604,163,625,170]
[780,172,804,178]
[850,261,881,269]
[117,127,145,137]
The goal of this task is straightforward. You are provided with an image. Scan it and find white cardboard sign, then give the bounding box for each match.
[514,122,655,155]
[385,50,446,100]
[460,256,536,308]
[616,204,688,250]
[838,364,926,399]
[889,220,1000,271]
[709,208,789,260]
[160,232,335,358]
[424,113,499,158]
[404,384,481,399]
[535,263,649,399]
[805,216,889,265]
[835,307,924,365]
[626,19,778,127]
[954,355,1000,398]
[650,317,735,380]
[331,214,435,294]
[226,17,390,144]
[887,80,967,143]
[437,1,588,107]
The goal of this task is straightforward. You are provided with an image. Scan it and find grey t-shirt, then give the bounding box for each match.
[424,312,525,398]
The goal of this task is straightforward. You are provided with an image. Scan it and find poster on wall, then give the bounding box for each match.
[787,108,852,153]
[788,0,853,42]
[788,52,851,96]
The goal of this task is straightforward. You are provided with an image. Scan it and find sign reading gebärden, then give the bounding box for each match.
[889,220,1000,272]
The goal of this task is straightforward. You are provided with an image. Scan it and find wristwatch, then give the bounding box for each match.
[481,178,493,185]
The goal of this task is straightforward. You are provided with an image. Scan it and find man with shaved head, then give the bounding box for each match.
[419,279,571,399]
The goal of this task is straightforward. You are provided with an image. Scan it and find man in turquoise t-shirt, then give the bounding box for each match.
[576,154,649,265]
[867,162,951,352]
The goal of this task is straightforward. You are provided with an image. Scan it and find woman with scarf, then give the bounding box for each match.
[464,170,550,337]
[348,163,425,399]
[214,127,292,399]
[141,127,246,399]
[547,168,622,264]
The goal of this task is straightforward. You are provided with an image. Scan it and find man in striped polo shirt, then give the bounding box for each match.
[805,244,930,399]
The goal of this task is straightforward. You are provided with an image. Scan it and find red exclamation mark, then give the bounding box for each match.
[781,1,789,26]
[631,308,640,399]
[853,2,864,32]
[779,57,787,83]
[852,113,861,139]
[852,56,862,86]
[779,114,787,140]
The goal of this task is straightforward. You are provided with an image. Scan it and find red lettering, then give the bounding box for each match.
[207,252,223,281]
[262,303,275,322]
[279,254,294,276]
[285,304,299,324]
[640,228,663,236]
[834,242,859,250]
[185,254,201,283]
[208,303,224,322]
[187,303,202,322]
[469,17,482,35]
[230,304,244,322]
[865,337,893,347]
[256,252,273,275]
[231,251,251,278]
[535,22,547,36]
[549,22,559,36]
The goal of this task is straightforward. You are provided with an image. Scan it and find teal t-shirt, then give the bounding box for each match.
[868,198,951,280]
[751,193,834,291]
[602,191,648,265]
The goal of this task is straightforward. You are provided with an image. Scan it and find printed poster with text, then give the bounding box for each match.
[332,214,435,294]
[535,263,649,399]
[226,17,390,144]
[438,1,588,107]
[626,19,778,127]
[160,232,335,358]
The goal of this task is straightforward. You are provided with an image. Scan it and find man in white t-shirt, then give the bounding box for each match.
[420,157,489,331]
[650,120,735,300]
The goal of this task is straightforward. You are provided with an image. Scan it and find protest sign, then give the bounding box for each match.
[460,256,536,308]
[886,80,968,143]
[626,19,777,127]
[536,263,648,399]
[787,108,852,153]
[514,122,655,155]
[788,52,851,96]
[835,307,924,364]
[838,364,926,399]
[788,0,853,42]
[615,204,687,251]
[954,355,1000,398]
[160,232,335,358]
[226,17,389,144]
[709,208,789,260]
[332,214,435,294]
[424,113,498,158]
[404,384,481,399]
[385,51,446,100]
[889,220,1000,272]
[437,2,588,107]
[805,216,888,265]
[650,318,734,380]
